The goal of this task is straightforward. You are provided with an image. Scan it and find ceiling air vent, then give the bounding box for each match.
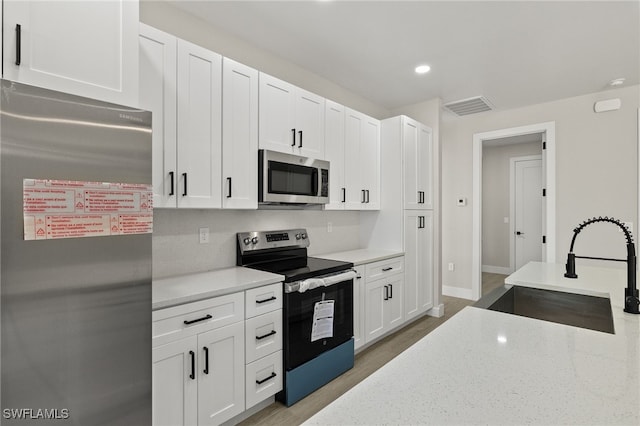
[444,96,493,116]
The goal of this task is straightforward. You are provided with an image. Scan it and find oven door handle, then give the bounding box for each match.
[285,270,357,293]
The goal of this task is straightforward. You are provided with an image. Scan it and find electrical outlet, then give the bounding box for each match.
[448,262,455,271]
[199,227,209,244]
[327,222,333,233]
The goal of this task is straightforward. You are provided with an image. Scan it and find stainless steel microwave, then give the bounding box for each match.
[259,149,329,205]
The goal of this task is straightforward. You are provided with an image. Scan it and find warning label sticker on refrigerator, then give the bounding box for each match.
[23,179,153,240]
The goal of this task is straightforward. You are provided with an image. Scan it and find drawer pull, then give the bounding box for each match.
[256,372,277,385]
[382,267,393,272]
[183,314,212,325]
[256,296,277,304]
[256,330,276,340]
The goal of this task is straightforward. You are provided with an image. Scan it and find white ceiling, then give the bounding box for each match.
[168,0,639,112]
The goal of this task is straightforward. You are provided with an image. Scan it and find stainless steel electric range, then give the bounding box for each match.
[237,229,356,406]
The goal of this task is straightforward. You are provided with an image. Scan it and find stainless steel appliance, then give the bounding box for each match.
[237,229,355,406]
[258,149,330,205]
[0,80,152,424]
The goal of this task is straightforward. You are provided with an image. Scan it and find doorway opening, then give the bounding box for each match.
[472,122,556,300]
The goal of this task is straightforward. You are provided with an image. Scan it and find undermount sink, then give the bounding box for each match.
[474,285,615,334]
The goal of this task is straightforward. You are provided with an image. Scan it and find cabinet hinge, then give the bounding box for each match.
[542,235,546,244]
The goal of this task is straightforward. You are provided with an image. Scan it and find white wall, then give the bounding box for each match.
[442,85,639,292]
[153,209,361,278]
[482,141,541,270]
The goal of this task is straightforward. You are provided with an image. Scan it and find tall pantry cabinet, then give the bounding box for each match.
[365,115,435,321]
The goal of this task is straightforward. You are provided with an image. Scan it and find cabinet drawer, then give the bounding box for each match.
[245,283,283,318]
[152,293,244,345]
[365,257,404,281]
[245,309,283,364]
[245,350,283,409]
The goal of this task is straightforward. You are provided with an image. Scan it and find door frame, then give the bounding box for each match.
[510,155,543,273]
[472,121,556,301]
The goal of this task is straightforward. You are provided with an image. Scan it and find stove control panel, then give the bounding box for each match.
[237,228,310,253]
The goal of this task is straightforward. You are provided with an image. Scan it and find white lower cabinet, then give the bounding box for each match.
[404,210,434,321]
[152,283,283,426]
[198,322,245,425]
[362,257,405,344]
[353,265,365,350]
[152,336,198,426]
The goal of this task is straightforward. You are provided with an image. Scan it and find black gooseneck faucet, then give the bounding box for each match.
[564,216,640,314]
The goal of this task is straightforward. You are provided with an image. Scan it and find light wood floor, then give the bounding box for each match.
[239,273,507,425]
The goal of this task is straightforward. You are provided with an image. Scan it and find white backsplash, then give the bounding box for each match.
[153,209,362,278]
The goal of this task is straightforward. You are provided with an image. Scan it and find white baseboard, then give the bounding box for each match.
[427,303,444,318]
[442,285,474,300]
[482,265,512,275]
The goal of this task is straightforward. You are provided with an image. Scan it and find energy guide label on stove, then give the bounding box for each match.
[23,179,153,240]
[311,300,335,342]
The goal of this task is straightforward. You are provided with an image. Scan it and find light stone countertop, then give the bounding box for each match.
[316,248,404,265]
[152,267,284,310]
[304,262,640,425]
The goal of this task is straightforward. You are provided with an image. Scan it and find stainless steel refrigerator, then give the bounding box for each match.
[0,80,151,424]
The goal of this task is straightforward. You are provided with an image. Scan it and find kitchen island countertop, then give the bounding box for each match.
[305,262,640,425]
[153,267,284,310]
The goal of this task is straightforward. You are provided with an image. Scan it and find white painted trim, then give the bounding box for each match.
[472,121,556,301]
[427,303,445,318]
[482,265,512,275]
[509,155,542,273]
[442,285,474,300]
[637,108,639,287]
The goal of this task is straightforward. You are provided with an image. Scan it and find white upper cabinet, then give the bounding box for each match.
[344,108,380,210]
[139,23,177,209]
[324,100,346,210]
[402,117,433,210]
[222,58,259,209]
[176,39,223,209]
[259,72,325,159]
[3,0,139,107]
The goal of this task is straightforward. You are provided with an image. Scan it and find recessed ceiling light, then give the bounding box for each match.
[415,65,431,74]
[609,78,625,86]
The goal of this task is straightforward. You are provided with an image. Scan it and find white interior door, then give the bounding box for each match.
[514,158,543,269]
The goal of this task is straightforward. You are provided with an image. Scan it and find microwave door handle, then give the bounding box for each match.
[312,168,319,195]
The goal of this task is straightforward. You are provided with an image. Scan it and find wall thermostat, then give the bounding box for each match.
[457,197,467,206]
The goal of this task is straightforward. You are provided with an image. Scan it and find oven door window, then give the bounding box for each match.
[268,160,318,196]
[284,280,353,370]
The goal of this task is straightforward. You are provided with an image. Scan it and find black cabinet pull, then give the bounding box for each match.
[256,296,276,304]
[256,330,276,340]
[361,190,366,203]
[291,128,296,146]
[169,171,175,196]
[189,351,195,380]
[389,284,393,299]
[366,190,370,203]
[256,372,277,385]
[15,24,21,66]
[203,347,209,375]
[184,314,212,325]
[298,130,303,148]
[383,285,389,301]
[382,267,393,272]
[227,177,232,198]
[182,173,188,196]
[342,187,346,203]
